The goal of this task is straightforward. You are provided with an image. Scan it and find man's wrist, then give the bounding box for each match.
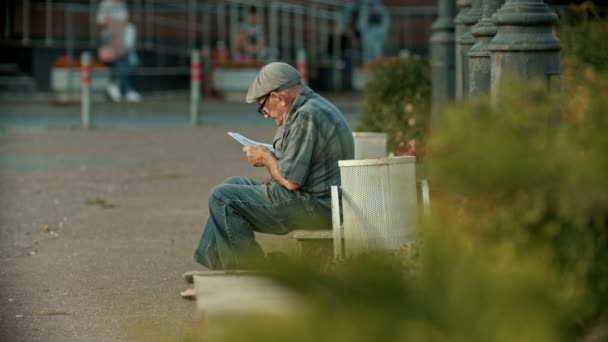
[264,151,276,167]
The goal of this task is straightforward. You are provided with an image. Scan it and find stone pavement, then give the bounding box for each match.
[0,92,361,129]
[0,94,361,341]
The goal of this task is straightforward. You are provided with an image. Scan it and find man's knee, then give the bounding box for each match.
[223,176,244,185]
[208,184,232,205]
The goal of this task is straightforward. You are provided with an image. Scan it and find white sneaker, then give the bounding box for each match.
[125,90,142,103]
[106,83,122,102]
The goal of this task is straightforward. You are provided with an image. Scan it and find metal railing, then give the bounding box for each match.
[2,0,437,81]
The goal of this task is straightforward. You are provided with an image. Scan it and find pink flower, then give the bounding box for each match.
[408,117,416,127]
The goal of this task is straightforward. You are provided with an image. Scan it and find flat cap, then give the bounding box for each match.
[245,62,302,103]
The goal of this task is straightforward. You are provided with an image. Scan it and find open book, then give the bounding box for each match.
[228,132,275,153]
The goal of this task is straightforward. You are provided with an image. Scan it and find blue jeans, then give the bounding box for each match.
[111,54,134,94]
[194,176,332,270]
[361,27,386,64]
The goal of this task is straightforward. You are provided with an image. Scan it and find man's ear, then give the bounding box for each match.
[276,93,288,107]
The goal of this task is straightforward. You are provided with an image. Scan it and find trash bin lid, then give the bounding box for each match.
[338,156,415,167]
[352,132,388,138]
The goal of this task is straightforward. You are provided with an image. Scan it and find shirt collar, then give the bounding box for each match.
[283,86,313,127]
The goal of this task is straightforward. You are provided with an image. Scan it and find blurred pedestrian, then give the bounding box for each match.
[353,0,390,64]
[235,6,267,63]
[97,0,141,102]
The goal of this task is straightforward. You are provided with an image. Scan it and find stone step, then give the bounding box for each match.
[193,272,303,318]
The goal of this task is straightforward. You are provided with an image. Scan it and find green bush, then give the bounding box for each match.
[355,56,431,156]
[428,70,608,332]
[168,240,575,342]
[557,1,608,71]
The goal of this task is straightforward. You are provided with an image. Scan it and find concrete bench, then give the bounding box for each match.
[292,229,336,265]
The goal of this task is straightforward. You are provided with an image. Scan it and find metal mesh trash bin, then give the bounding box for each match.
[352,132,388,159]
[338,156,417,256]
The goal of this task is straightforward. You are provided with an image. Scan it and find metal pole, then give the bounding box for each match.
[308,4,317,77]
[421,179,431,218]
[45,0,53,46]
[430,0,457,119]
[201,45,211,97]
[269,4,278,60]
[190,49,201,127]
[256,3,264,61]
[295,8,304,50]
[281,7,289,61]
[22,0,30,45]
[218,3,226,55]
[331,186,342,261]
[454,0,471,99]
[229,2,238,61]
[320,12,328,66]
[90,0,96,47]
[468,0,505,96]
[203,4,211,50]
[297,48,307,85]
[146,0,153,49]
[188,0,196,50]
[488,0,560,101]
[81,51,92,129]
[332,12,342,91]
[460,0,483,99]
[4,1,10,39]
[66,7,73,63]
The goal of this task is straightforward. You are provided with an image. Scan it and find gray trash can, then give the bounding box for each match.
[338,156,417,256]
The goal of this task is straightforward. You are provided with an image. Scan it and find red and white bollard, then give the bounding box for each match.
[190,49,201,126]
[296,48,307,85]
[80,51,91,129]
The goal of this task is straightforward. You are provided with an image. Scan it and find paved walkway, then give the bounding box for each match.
[0,95,361,341]
[0,93,361,129]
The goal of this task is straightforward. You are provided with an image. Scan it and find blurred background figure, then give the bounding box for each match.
[97,0,141,103]
[235,6,267,63]
[340,0,363,56]
[351,0,390,65]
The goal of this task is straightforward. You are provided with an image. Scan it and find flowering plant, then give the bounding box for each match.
[52,55,106,69]
[355,55,431,161]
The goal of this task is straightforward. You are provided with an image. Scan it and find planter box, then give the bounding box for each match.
[352,132,388,159]
[51,67,109,102]
[352,68,370,92]
[213,67,258,102]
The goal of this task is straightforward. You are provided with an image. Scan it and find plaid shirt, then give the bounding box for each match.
[272,86,354,207]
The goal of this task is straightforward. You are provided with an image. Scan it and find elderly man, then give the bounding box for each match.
[181,63,353,296]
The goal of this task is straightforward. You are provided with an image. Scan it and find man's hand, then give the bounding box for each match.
[243,145,271,167]
[243,145,302,191]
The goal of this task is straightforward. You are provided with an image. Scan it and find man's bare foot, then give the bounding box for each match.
[180,288,196,300]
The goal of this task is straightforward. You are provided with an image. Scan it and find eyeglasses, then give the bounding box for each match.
[257,93,270,115]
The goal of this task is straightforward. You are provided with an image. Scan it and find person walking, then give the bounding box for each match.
[235,6,267,63]
[97,0,142,102]
[355,0,390,64]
